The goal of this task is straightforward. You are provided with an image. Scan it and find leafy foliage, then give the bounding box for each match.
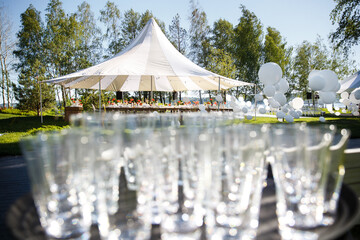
[13,5,55,115]
[330,0,360,53]
[169,13,187,54]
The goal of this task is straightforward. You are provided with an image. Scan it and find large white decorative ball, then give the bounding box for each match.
[320,70,339,92]
[340,92,349,99]
[292,97,304,109]
[354,89,360,100]
[259,107,266,114]
[273,92,287,106]
[258,62,282,85]
[309,74,326,91]
[319,91,336,104]
[255,93,263,102]
[263,85,276,97]
[278,78,289,93]
[285,114,294,123]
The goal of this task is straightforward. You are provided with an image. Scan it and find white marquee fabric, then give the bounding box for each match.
[45,18,252,91]
[337,71,360,93]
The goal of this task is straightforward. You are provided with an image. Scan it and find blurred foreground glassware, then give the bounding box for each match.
[20,130,92,239]
[160,125,208,240]
[206,124,267,240]
[271,124,335,240]
[322,128,351,225]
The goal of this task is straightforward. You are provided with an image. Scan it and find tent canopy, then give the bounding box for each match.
[337,71,360,93]
[45,18,253,92]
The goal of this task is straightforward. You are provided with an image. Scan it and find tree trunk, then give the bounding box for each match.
[4,57,10,108]
[62,85,67,108]
[0,58,5,108]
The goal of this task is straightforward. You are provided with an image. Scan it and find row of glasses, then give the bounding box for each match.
[20,112,350,240]
[269,124,350,240]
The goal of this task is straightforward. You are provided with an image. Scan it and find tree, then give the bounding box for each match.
[99,1,122,57]
[44,0,81,107]
[168,13,187,54]
[188,0,210,67]
[75,1,105,111]
[0,6,15,108]
[121,9,141,47]
[139,10,166,32]
[290,38,329,98]
[330,0,360,53]
[211,19,234,55]
[233,5,263,99]
[13,5,55,114]
[263,27,291,74]
[75,1,102,67]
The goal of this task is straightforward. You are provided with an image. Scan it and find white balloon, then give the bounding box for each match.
[246,101,252,107]
[341,92,349,99]
[255,93,263,102]
[276,111,286,118]
[274,83,280,91]
[268,98,280,108]
[319,116,326,122]
[215,94,223,103]
[292,97,304,109]
[263,98,269,105]
[259,107,266,114]
[332,82,341,92]
[354,89,360,100]
[278,78,289,93]
[309,74,326,91]
[263,85,276,97]
[242,107,248,113]
[350,92,360,104]
[296,110,303,116]
[309,70,321,79]
[319,91,336,104]
[246,115,253,120]
[289,110,298,118]
[273,92,287,106]
[258,62,282,85]
[281,106,289,113]
[285,114,294,123]
[335,112,341,116]
[353,111,360,116]
[319,70,339,92]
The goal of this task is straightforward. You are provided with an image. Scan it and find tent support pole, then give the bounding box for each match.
[151,76,153,101]
[254,84,257,120]
[99,79,101,114]
[40,80,43,123]
[218,77,220,111]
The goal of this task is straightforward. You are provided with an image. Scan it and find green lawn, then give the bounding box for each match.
[0,113,69,156]
[0,112,359,157]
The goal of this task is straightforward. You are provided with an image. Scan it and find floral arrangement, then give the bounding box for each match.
[70,98,82,107]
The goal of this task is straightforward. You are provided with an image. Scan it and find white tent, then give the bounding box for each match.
[337,71,360,93]
[45,18,252,92]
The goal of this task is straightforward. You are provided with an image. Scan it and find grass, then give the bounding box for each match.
[0,111,360,157]
[0,113,69,156]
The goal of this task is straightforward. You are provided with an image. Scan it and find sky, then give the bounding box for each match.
[1,0,359,68]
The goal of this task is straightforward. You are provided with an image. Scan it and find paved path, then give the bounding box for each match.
[0,139,359,240]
